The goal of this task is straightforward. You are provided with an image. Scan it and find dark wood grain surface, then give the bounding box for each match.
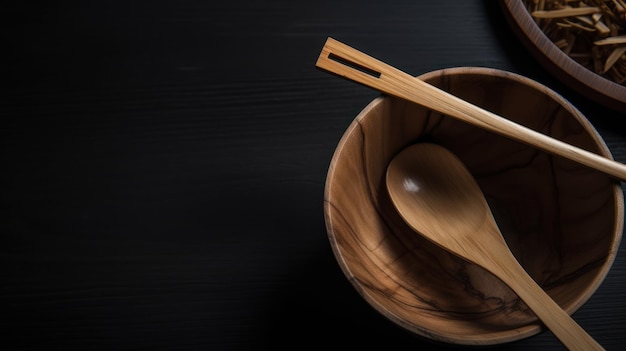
[2,1,625,350]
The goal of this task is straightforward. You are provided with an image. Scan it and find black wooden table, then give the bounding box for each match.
[2,1,626,349]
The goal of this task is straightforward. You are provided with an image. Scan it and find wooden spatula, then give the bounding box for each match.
[315,37,626,182]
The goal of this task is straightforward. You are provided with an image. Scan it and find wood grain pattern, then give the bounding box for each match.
[387,143,604,350]
[324,67,623,346]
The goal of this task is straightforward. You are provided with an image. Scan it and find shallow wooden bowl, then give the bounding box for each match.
[324,67,624,346]
[501,0,626,113]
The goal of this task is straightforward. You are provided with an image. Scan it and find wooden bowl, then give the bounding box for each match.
[324,67,624,346]
[500,0,626,113]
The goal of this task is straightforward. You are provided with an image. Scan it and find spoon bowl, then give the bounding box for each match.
[386,143,602,350]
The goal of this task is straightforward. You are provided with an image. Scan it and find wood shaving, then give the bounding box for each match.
[523,0,626,84]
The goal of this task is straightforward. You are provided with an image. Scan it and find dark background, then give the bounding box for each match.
[2,1,626,350]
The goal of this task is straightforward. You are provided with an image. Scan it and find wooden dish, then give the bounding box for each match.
[500,0,626,113]
[323,67,624,346]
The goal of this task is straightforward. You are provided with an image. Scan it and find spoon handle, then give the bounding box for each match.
[489,249,604,351]
[315,37,626,182]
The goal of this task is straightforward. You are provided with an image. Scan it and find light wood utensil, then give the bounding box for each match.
[315,37,626,182]
[386,142,604,351]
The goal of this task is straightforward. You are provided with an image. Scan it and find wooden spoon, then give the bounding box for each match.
[315,37,626,182]
[386,142,604,351]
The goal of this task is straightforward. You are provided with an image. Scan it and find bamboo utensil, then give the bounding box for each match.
[386,142,605,351]
[315,37,626,181]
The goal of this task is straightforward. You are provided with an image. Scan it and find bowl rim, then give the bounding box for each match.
[324,66,624,345]
[500,0,626,113]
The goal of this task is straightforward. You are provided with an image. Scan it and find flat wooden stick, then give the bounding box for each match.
[316,37,626,182]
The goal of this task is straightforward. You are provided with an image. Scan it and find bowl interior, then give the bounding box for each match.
[324,67,623,345]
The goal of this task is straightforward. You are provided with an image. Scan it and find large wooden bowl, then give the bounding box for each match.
[324,67,624,346]
[501,0,626,113]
